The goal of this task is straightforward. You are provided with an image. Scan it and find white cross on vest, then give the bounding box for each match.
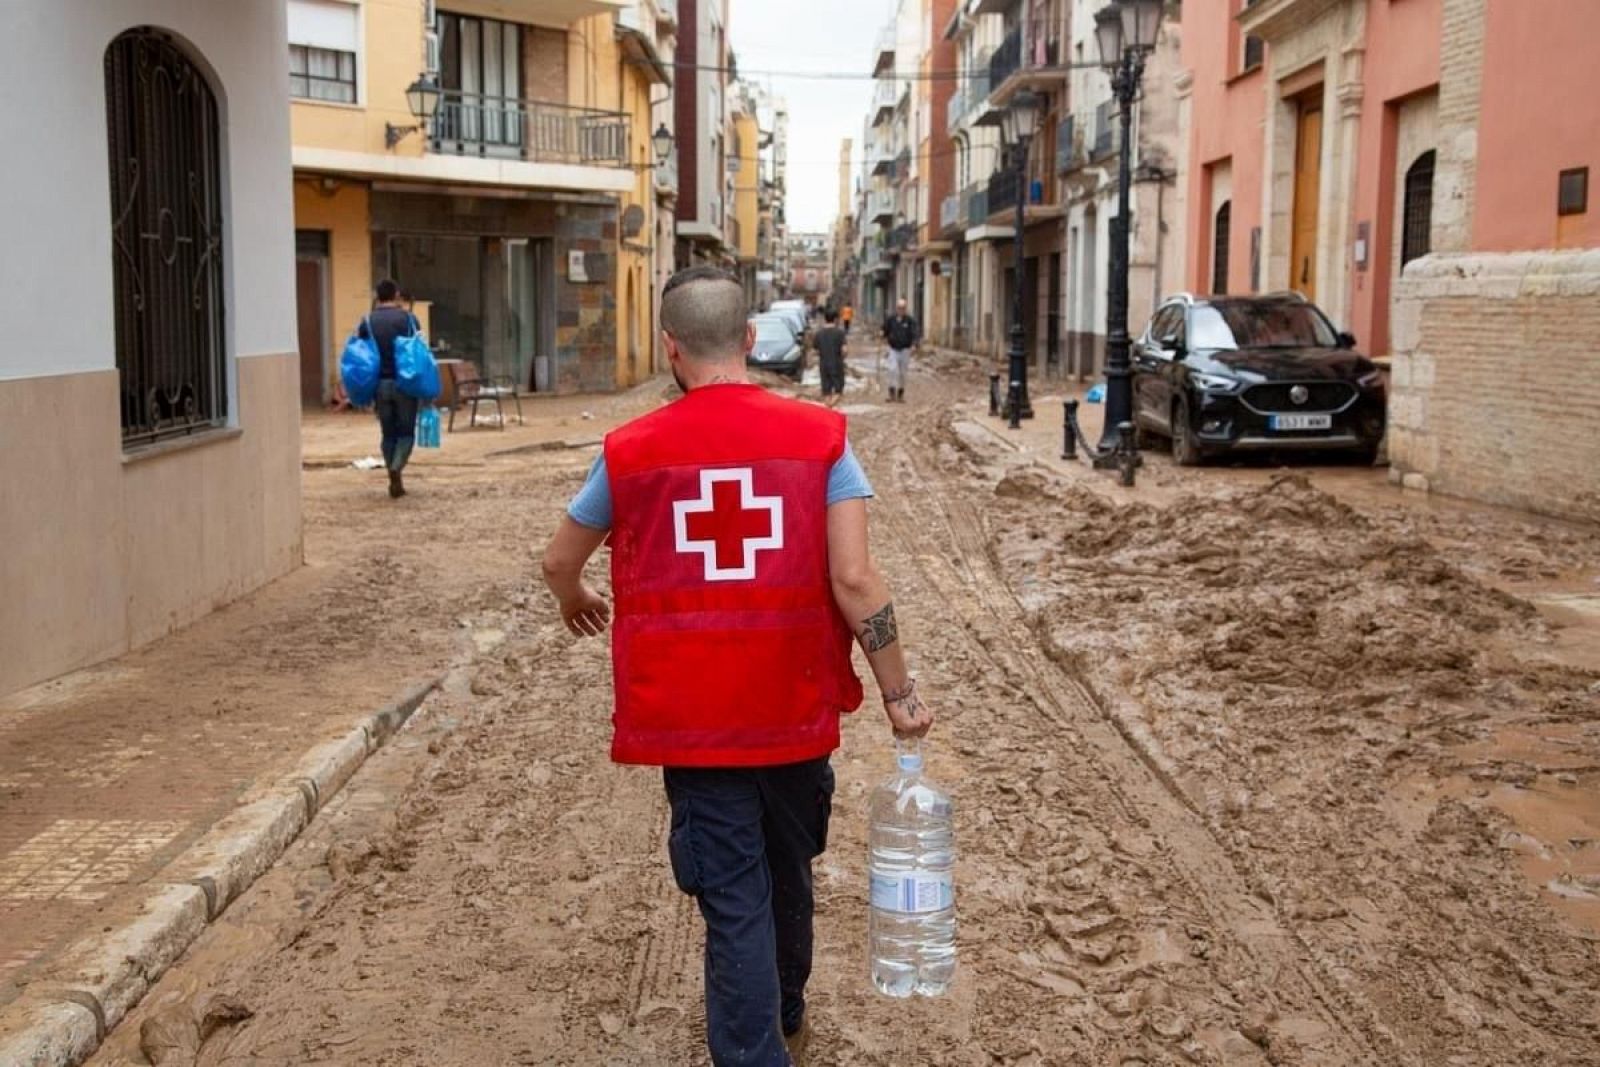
[672,468,784,581]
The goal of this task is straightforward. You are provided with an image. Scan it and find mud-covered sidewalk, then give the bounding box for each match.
[59,352,1600,1065]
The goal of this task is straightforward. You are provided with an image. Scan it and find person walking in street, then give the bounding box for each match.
[840,303,853,335]
[814,307,848,409]
[882,298,918,403]
[357,279,421,498]
[541,265,935,1066]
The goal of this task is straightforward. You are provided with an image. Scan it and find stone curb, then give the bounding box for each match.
[0,677,440,1067]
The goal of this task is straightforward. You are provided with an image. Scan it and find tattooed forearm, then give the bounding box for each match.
[857,602,899,653]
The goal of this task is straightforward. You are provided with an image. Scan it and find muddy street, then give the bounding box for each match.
[91,357,1600,1066]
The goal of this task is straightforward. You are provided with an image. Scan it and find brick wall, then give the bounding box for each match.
[1388,251,1600,522]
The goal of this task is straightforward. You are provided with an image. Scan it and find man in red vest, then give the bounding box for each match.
[542,266,933,1065]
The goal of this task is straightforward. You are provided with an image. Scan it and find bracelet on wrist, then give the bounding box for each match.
[883,677,917,704]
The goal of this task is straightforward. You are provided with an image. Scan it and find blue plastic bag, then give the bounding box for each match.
[416,405,441,449]
[1085,382,1107,404]
[395,317,441,400]
[340,316,380,407]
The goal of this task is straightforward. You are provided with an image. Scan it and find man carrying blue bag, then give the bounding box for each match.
[351,278,439,498]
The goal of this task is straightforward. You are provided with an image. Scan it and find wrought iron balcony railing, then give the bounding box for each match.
[431,91,630,166]
[989,26,1022,89]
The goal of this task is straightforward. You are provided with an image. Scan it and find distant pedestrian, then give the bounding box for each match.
[357,278,421,498]
[541,265,934,1066]
[814,307,848,409]
[882,298,919,403]
[840,303,854,335]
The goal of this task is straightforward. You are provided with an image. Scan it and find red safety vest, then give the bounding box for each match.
[604,384,864,767]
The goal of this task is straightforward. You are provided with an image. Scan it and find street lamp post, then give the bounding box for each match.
[1000,89,1041,429]
[1093,0,1162,458]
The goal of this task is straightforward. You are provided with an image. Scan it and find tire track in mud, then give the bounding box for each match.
[846,395,1400,1065]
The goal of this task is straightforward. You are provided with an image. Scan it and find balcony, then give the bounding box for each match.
[940,192,961,233]
[872,80,898,126]
[987,165,1020,217]
[873,25,895,77]
[965,52,1002,128]
[894,148,911,181]
[432,92,629,166]
[988,25,1021,89]
[988,19,1067,107]
[869,189,896,224]
[886,223,917,254]
[871,147,895,176]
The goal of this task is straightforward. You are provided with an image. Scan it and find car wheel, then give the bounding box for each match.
[1171,395,1201,467]
[1354,444,1380,467]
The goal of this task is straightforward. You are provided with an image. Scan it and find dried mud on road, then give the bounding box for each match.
[94,361,1599,1066]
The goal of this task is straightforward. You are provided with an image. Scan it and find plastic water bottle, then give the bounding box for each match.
[869,740,956,997]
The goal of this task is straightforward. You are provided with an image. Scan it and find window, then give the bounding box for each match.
[1559,167,1589,216]
[1212,201,1232,293]
[287,0,360,102]
[1239,0,1263,74]
[1401,150,1435,268]
[437,11,524,147]
[289,45,356,103]
[104,29,227,449]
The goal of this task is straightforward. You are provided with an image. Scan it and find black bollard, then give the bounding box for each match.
[989,372,1001,417]
[1062,399,1078,460]
[1116,421,1137,487]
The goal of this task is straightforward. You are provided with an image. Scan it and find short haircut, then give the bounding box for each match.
[375,278,400,302]
[824,308,839,324]
[660,266,747,360]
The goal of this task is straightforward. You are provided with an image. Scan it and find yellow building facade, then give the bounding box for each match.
[288,0,670,401]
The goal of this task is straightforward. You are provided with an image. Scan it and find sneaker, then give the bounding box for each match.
[388,470,405,498]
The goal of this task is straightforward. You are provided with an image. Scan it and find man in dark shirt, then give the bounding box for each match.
[881,299,919,403]
[357,278,420,498]
[813,308,848,408]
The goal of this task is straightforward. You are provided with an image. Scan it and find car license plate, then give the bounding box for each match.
[1270,413,1332,431]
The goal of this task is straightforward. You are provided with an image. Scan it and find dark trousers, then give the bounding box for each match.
[664,757,834,1067]
[375,379,419,472]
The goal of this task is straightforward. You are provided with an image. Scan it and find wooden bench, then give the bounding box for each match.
[447,362,523,431]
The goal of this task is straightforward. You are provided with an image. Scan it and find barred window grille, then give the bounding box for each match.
[105,28,228,449]
[1401,150,1435,268]
[1212,201,1232,294]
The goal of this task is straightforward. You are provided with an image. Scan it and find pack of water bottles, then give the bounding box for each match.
[416,404,441,449]
[868,740,957,997]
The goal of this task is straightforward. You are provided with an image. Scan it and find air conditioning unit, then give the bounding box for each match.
[424,31,440,76]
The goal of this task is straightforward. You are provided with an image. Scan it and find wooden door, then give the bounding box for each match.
[1290,100,1323,301]
[294,258,326,407]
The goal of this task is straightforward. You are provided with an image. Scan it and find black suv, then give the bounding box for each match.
[1132,293,1387,465]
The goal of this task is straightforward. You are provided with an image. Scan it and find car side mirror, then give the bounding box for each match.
[1337,331,1357,349]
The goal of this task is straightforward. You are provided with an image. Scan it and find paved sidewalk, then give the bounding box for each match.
[0,382,666,1014]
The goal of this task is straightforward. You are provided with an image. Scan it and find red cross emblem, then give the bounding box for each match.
[672,468,785,581]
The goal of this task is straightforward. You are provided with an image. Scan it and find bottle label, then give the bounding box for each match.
[870,870,954,914]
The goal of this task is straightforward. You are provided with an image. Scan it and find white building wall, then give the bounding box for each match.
[0,0,295,382]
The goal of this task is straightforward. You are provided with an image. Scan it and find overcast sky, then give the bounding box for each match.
[730,0,896,234]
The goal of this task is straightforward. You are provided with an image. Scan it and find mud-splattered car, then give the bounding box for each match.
[1132,292,1387,465]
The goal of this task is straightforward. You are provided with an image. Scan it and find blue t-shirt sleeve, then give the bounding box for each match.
[827,439,874,505]
[567,453,614,530]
